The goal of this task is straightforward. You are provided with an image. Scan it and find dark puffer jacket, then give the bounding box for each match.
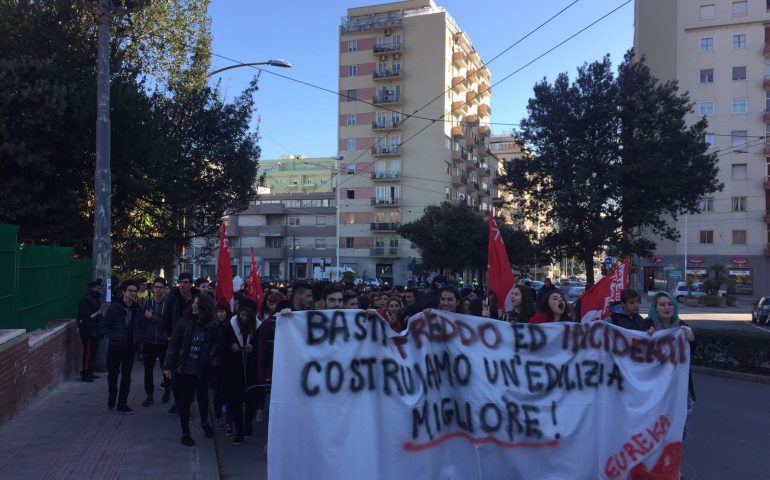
[608,303,652,332]
[164,316,217,376]
[103,298,144,348]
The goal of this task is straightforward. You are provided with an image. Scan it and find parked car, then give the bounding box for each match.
[751,296,770,324]
[672,281,726,302]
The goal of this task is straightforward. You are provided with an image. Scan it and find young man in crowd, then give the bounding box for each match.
[103,280,144,413]
[609,288,654,334]
[77,279,103,382]
[141,277,169,406]
[321,284,344,309]
[163,272,198,413]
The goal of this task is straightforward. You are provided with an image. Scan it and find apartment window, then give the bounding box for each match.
[699,197,714,212]
[348,64,357,76]
[346,189,355,199]
[346,138,356,151]
[347,40,358,52]
[344,237,354,248]
[315,238,327,248]
[346,114,356,126]
[289,216,300,226]
[731,98,748,114]
[699,69,714,83]
[731,130,748,147]
[732,1,748,16]
[698,101,715,116]
[732,230,747,244]
[704,133,715,148]
[347,89,357,101]
[731,163,748,179]
[266,237,283,248]
[699,230,714,244]
[732,66,747,80]
[700,37,714,51]
[316,216,326,225]
[346,163,355,174]
[732,196,747,212]
[700,4,715,19]
[733,34,747,48]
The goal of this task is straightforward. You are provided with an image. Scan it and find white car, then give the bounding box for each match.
[672,281,726,302]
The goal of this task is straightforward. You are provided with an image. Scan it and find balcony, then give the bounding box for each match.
[372,120,400,131]
[371,197,400,207]
[373,93,400,105]
[477,164,490,177]
[370,222,400,232]
[478,104,491,117]
[451,76,465,92]
[370,247,399,258]
[451,125,463,138]
[451,173,467,185]
[764,176,770,189]
[373,42,402,54]
[373,68,401,80]
[371,171,400,181]
[764,111,770,123]
[452,51,467,68]
[765,76,770,90]
[765,44,770,57]
[466,91,478,105]
[371,145,399,156]
[478,124,491,136]
[451,100,464,113]
[765,210,770,222]
[469,50,481,65]
[465,114,479,125]
[480,67,491,81]
[478,82,490,97]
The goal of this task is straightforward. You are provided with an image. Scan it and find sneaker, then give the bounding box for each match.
[142,396,153,407]
[216,418,225,431]
[244,424,253,437]
[108,398,116,409]
[202,424,214,438]
[81,376,94,383]
[116,405,135,414]
[168,404,179,415]
[90,374,101,379]
[162,388,171,404]
[232,435,244,446]
[224,424,234,437]
[181,435,195,447]
[255,409,264,423]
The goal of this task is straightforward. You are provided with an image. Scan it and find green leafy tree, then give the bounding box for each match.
[499,52,721,286]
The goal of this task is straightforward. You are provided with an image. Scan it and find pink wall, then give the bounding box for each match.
[339,112,375,127]
[356,162,374,173]
[355,237,374,248]
[339,37,377,53]
[356,137,375,150]
[356,187,375,199]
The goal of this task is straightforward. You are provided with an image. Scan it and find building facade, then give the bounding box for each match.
[337,0,494,284]
[634,0,769,296]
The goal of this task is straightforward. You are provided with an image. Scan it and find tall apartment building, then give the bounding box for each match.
[184,156,338,282]
[634,0,768,296]
[338,0,494,284]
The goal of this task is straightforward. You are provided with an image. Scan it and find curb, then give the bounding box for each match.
[194,420,222,480]
[692,365,770,385]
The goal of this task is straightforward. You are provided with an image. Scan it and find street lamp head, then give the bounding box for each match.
[267,59,292,68]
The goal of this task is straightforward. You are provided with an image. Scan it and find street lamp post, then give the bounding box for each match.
[206,59,292,78]
[334,156,344,282]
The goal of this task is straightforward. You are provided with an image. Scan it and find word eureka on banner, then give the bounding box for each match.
[268,310,689,480]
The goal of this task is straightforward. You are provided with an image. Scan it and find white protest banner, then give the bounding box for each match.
[268,310,690,480]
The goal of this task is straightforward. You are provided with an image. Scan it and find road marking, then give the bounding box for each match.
[745,322,770,335]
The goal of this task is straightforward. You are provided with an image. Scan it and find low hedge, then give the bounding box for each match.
[696,295,725,307]
[691,329,770,376]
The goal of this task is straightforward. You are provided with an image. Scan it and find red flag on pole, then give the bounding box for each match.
[247,247,264,316]
[487,212,516,316]
[579,259,629,322]
[214,222,234,309]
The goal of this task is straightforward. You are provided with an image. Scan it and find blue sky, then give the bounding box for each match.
[208,0,634,160]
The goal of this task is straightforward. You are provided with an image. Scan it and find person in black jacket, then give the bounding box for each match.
[141,277,169,407]
[77,279,103,382]
[162,272,198,414]
[163,293,218,447]
[608,288,654,334]
[223,306,260,446]
[103,280,144,413]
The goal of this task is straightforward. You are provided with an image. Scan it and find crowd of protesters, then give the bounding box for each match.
[77,271,695,447]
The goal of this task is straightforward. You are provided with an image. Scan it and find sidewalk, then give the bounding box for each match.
[0,364,219,480]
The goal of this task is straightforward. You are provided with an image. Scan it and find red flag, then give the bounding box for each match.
[487,212,516,316]
[214,222,234,308]
[247,247,264,316]
[579,259,629,322]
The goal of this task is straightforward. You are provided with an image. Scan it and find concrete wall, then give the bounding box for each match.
[0,320,80,425]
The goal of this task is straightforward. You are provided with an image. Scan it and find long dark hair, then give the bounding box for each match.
[438,286,462,313]
[513,284,536,323]
[236,306,257,338]
[184,293,214,323]
[536,289,566,321]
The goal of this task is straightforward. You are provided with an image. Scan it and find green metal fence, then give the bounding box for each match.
[0,224,92,331]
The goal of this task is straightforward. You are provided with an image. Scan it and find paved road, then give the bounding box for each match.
[682,373,770,480]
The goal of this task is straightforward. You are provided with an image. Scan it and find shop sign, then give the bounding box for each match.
[731,257,749,265]
[686,269,707,275]
[647,256,664,264]
[688,257,704,264]
[729,270,751,276]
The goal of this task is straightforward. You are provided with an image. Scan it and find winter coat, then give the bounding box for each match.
[103,298,144,348]
[163,316,217,377]
[142,297,168,345]
[77,291,102,339]
[223,317,260,397]
[162,287,198,338]
[608,303,652,332]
